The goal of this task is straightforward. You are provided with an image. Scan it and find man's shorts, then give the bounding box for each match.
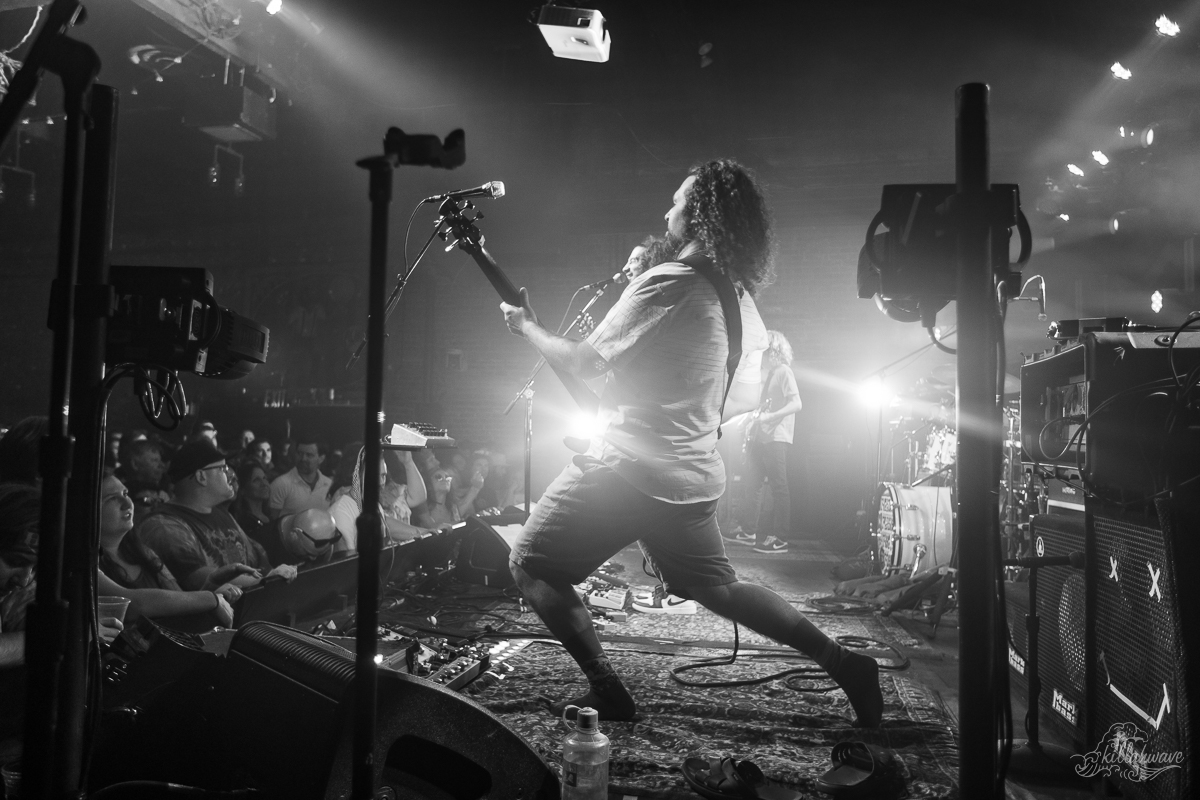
[509,455,737,598]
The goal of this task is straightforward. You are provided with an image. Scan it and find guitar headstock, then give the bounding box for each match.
[436,198,486,255]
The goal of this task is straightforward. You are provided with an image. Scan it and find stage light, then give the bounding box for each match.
[567,412,602,441]
[1111,62,1132,80]
[856,376,890,409]
[1058,213,1070,222]
[0,180,5,203]
[1109,216,1119,234]
[1143,127,1154,146]
[373,653,383,664]
[208,163,220,185]
[1067,164,1085,177]
[536,5,611,62]
[1092,150,1109,166]
[1151,290,1163,313]
[266,0,282,15]
[233,173,245,197]
[1155,15,1180,37]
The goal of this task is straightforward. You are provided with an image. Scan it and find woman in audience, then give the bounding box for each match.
[329,446,435,553]
[416,467,461,530]
[97,475,239,626]
[327,441,363,505]
[230,461,272,544]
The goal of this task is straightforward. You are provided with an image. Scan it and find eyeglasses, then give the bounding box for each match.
[297,529,343,548]
[433,474,453,482]
[203,463,234,476]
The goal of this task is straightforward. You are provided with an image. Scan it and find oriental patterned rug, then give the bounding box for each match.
[458,572,958,800]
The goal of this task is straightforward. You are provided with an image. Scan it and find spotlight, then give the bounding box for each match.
[1155,15,1180,37]
[1058,213,1070,222]
[567,412,602,441]
[1092,150,1109,166]
[1151,290,1163,313]
[856,375,890,409]
[1067,164,1085,177]
[535,4,611,62]
[208,163,220,185]
[1111,62,1132,80]
[266,0,282,15]
[233,173,245,197]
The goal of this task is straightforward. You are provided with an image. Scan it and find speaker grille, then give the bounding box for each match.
[1089,507,1193,800]
[230,621,356,700]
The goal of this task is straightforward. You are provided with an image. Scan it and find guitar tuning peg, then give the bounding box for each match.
[444,242,458,252]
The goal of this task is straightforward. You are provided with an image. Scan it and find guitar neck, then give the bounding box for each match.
[461,243,600,415]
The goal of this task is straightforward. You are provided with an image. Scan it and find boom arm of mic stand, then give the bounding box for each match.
[346,223,440,369]
[503,281,612,415]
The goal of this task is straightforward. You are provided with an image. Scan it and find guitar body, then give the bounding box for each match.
[437,201,600,414]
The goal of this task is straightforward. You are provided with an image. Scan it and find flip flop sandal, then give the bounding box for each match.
[814,742,905,799]
[681,757,801,800]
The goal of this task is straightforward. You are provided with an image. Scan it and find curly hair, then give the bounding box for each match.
[766,330,794,366]
[682,159,775,293]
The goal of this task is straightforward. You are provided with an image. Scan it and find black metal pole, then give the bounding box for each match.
[351,155,393,800]
[56,82,118,798]
[23,36,100,800]
[955,83,1001,797]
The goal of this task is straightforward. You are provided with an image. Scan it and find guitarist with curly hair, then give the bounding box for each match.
[499,160,882,728]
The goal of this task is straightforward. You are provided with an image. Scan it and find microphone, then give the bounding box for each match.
[1003,551,1083,569]
[580,272,628,290]
[423,180,505,204]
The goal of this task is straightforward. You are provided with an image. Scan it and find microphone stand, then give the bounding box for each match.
[503,280,619,513]
[346,222,441,369]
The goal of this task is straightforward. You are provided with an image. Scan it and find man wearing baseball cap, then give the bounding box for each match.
[135,440,298,591]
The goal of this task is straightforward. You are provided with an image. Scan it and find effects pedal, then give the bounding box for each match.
[585,586,629,611]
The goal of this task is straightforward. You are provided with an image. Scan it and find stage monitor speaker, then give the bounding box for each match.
[211,622,557,800]
[1085,499,1199,800]
[453,515,521,588]
[1005,513,1089,750]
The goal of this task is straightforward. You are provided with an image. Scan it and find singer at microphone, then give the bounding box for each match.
[581,272,628,290]
[424,180,505,204]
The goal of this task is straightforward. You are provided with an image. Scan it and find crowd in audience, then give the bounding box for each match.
[0,415,523,684]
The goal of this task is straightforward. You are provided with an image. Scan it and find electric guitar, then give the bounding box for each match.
[436,199,601,415]
[743,398,771,454]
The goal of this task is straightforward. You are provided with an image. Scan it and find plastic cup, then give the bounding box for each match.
[97,595,132,625]
[1,759,20,800]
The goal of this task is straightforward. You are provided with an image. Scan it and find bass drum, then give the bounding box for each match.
[874,482,955,575]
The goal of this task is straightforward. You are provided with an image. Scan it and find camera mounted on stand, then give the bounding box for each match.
[857,183,1032,328]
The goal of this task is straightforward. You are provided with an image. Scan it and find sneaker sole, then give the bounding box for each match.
[753,546,789,554]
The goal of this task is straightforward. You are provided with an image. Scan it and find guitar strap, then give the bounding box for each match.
[676,252,743,435]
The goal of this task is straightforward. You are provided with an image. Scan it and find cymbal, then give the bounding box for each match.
[927,364,1020,395]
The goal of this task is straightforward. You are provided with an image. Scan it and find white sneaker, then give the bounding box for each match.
[753,536,790,554]
[631,585,697,614]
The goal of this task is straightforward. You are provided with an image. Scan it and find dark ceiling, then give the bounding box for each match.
[2,0,1199,446]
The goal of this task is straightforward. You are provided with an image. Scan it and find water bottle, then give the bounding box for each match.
[561,705,609,800]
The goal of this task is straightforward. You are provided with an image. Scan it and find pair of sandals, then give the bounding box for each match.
[682,743,904,800]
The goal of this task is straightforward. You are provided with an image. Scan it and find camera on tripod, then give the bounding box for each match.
[105,265,268,379]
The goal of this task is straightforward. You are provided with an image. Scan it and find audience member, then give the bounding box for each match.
[330,447,435,553]
[97,475,236,626]
[451,453,488,518]
[230,462,273,547]
[116,438,171,516]
[277,509,340,563]
[136,440,297,591]
[246,438,277,481]
[0,416,47,485]
[196,421,219,448]
[239,430,255,451]
[416,466,461,530]
[476,451,519,512]
[268,437,330,517]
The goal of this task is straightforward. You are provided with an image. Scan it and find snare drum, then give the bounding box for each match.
[874,482,955,575]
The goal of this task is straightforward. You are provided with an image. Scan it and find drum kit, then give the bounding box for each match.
[872,364,1023,579]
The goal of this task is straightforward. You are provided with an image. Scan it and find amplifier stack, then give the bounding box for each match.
[1010,324,1200,797]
